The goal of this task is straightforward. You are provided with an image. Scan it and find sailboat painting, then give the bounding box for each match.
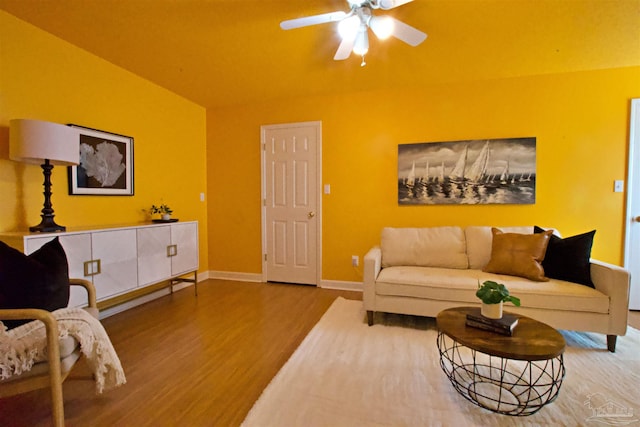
[398,137,536,205]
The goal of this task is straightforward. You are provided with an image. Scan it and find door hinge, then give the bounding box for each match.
[264,254,267,261]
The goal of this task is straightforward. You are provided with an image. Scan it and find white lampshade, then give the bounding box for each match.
[10,119,79,166]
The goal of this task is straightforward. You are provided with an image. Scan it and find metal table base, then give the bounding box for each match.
[437,331,565,416]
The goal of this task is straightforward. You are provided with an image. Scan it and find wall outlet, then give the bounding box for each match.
[352,255,359,267]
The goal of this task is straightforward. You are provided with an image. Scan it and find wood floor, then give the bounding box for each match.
[1,279,638,427]
[0,280,361,427]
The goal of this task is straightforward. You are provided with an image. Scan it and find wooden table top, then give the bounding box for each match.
[436,307,566,361]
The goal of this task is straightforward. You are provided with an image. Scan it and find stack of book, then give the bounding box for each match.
[465,308,519,336]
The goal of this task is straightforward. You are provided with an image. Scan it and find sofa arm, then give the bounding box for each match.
[364,247,382,312]
[590,259,630,336]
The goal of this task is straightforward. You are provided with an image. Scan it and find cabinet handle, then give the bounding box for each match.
[83,259,101,276]
[167,244,178,257]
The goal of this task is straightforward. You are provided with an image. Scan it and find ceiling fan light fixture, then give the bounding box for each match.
[280,0,425,64]
[369,15,394,40]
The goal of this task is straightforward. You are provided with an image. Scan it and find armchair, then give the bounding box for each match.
[0,278,97,427]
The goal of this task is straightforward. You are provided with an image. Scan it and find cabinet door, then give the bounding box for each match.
[170,222,199,276]
[137,226,172,286]
[91,229,138,300]
[25,234,93,308]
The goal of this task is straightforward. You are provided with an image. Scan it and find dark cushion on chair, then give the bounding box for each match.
[534,226,595,288]
[0,237,70,329]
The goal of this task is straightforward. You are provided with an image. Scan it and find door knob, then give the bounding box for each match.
[634,216,640,222]
[308,211,316,219]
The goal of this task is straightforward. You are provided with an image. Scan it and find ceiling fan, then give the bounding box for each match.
[280,0,427,66]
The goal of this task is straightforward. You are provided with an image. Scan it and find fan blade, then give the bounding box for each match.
[280,11,346,30]
[378,0,414,10]
[388,17,427,46]
[334,32,357,60]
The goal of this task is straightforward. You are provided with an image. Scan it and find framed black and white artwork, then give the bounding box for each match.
[67,125,134,196]
[398,137,536,205]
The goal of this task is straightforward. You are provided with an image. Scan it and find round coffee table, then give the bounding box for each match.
[436,307,566,416]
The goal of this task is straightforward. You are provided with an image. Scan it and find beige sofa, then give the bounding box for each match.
[363,226,630,352]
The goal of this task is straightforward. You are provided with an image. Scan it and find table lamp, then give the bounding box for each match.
[10,119,79,232]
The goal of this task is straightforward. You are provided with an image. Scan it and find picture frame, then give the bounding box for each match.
[67,125,134,195]
[398,137,536,205]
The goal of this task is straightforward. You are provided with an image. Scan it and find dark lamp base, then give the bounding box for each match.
[29,216,66,233]
[30,159,67,233]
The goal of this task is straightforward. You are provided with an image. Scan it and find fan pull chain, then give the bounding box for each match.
[360,55,367,67]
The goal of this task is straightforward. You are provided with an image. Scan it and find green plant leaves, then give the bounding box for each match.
[476,280,521,306]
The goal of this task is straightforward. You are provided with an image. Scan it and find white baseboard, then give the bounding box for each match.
[207,270,362,291]
[208,270,263,282]
[320,280,363,292]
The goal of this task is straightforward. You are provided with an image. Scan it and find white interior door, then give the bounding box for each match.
[625,99,640,310]
[262,122,321,285]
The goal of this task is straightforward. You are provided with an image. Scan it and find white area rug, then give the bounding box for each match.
[242,298,640,427]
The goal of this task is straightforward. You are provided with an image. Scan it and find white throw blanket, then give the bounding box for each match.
[0,308,126,393]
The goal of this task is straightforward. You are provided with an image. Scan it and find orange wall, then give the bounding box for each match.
[0,11,209,271]
[208,66,640,282]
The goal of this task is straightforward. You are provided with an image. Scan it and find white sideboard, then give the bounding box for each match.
[0,221,199,309]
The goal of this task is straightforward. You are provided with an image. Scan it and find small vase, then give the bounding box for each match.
[481,302,503,319]
[161,213,171,221]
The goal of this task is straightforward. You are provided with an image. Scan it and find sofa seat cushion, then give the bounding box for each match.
[377,266,482,304]
[376,267,610,314]
[381,226,468,269]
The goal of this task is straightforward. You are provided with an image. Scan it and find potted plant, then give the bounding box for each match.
[476,280,521,319]
[150,203,173,221]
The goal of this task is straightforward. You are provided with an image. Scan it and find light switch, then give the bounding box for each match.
[324,184,331,194]
[614,180,624,193]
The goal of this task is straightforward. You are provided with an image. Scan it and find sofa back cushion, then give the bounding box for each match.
[381,227,468,269]
[465,226,534,269]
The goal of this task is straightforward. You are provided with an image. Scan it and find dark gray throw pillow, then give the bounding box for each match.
[0,237,70,329]
[534,226,595,288]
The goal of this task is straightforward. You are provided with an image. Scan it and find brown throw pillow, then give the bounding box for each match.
[483,228,553,281]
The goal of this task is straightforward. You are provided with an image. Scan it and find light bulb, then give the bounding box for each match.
[352,25,369,56]
[369,16,394,40]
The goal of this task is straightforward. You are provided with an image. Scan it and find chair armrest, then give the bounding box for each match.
[0,308,62,369]
[590,259,630,336]
[69,278,97,309]
[363,246,382,310]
